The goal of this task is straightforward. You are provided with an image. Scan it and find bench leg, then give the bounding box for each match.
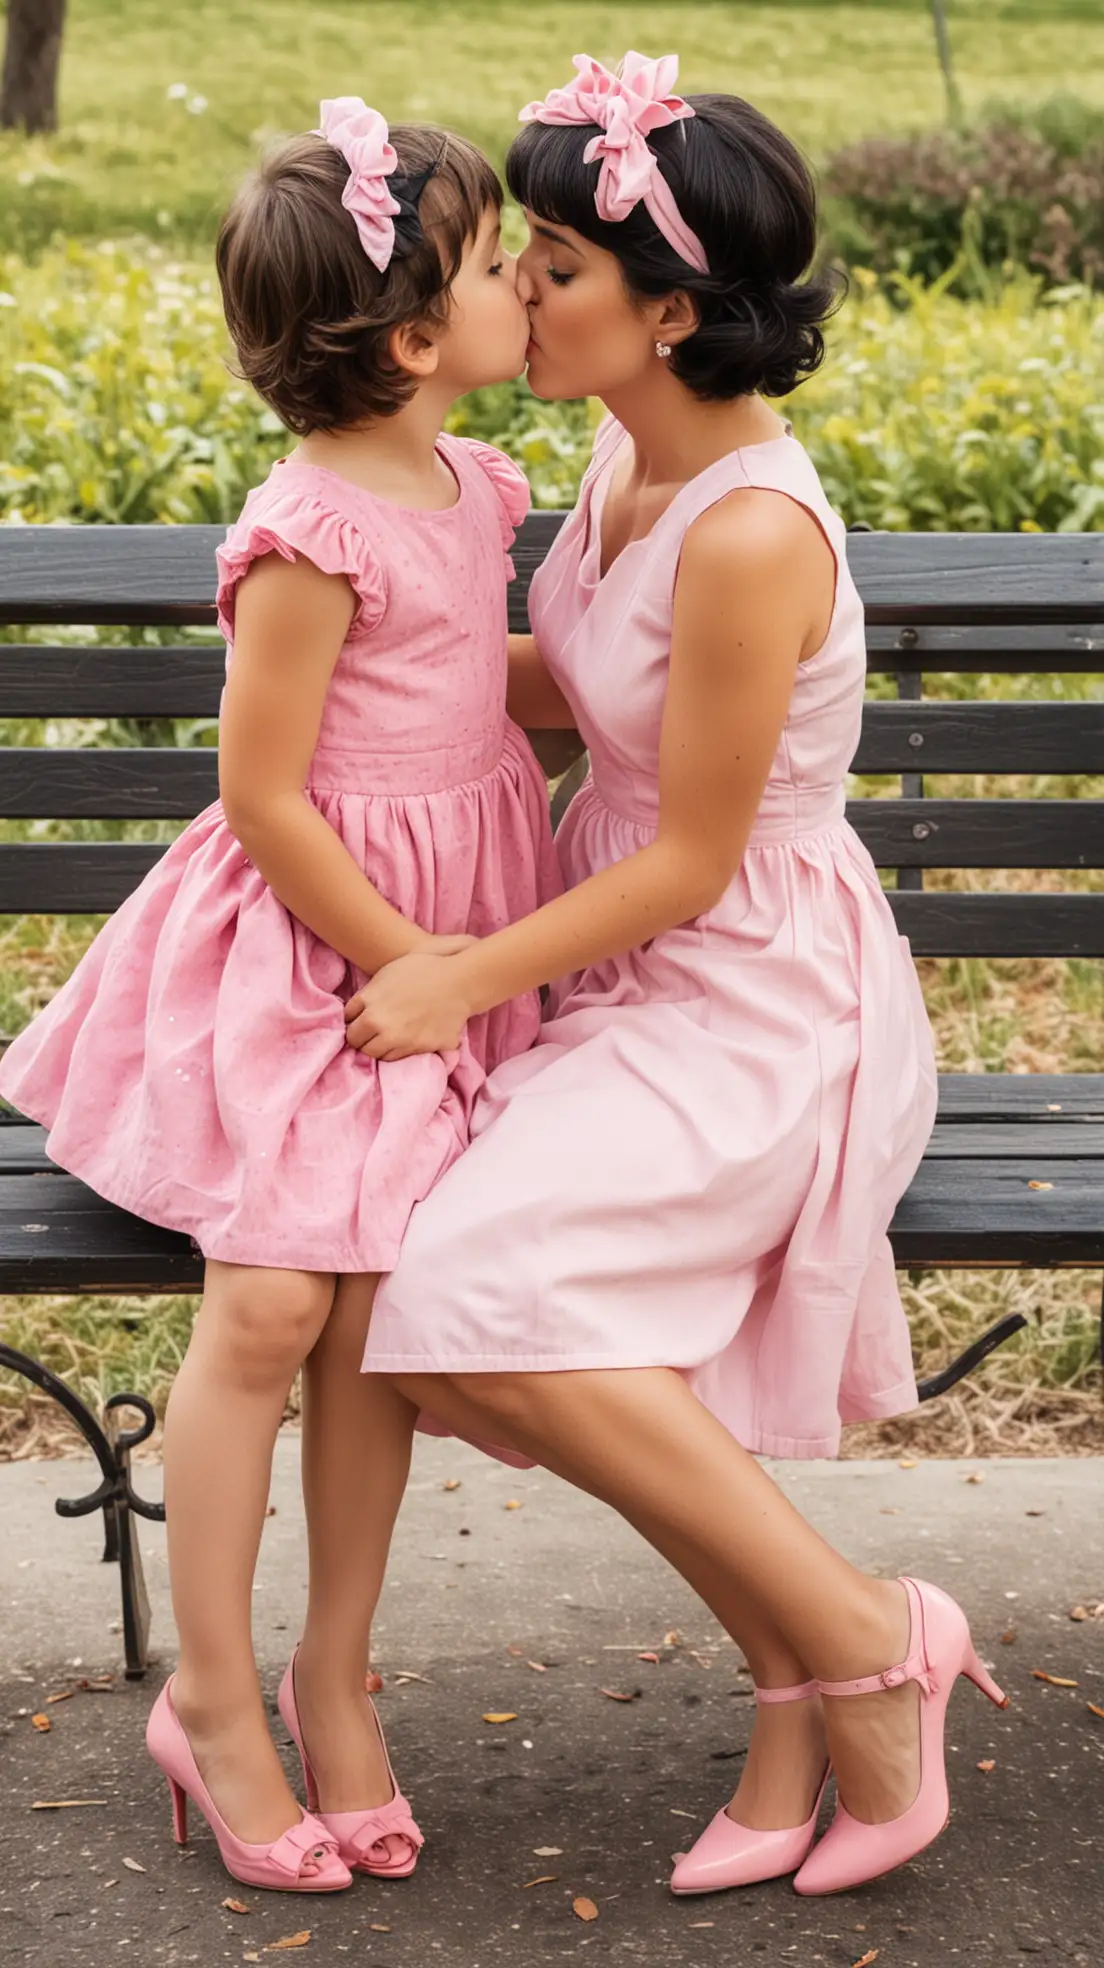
[0,1343,164,1679]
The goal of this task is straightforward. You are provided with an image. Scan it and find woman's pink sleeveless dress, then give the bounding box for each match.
[366,418,938,1457]
[0,438,561,1274]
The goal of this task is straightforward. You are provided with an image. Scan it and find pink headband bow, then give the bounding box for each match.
[519,51,709,275]
[317,96,401,272]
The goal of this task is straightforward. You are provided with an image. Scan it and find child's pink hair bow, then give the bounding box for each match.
[519,52,709,274]
[317,96,402,272]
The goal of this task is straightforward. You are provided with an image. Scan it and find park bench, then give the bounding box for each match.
[1,520,1103,1677]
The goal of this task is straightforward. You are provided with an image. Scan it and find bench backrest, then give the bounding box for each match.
[1,525,1103,955]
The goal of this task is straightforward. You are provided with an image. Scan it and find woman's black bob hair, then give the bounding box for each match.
[506,94,841,402]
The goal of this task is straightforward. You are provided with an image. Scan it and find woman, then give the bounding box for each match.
[347,53,1006,1895]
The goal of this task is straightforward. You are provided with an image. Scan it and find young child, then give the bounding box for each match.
[0,98,559,1893]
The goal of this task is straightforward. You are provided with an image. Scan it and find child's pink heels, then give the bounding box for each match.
[793,1576,1009,1896]
[670,1679,828,1895]
[277,1651,424,1879]
[146,1680,351,1893]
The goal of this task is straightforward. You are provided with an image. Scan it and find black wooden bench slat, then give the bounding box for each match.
[0,747,218,818]
[926,1122,1104,1158]
[888,892,1104,958]
[1,1153,1100,1290]
[853,702,1104,775]
[3,526,1104,628]
[936,1074,1104,1121]
[0,1173,199,1291]
[863,625,1104,673]
[0,646,225,718]
[851,800,1104,869]
[0,842,164,912]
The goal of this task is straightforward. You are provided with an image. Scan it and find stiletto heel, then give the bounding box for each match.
[670,1680,829,1896]
[793,1577,1010,1897]
[963,1647,1009,1709]
[146,1680,351,1893]
[278,1650,424,1880]
[168,1776,188,1845]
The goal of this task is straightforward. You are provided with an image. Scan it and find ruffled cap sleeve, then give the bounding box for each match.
[459,440,531,580]
[216,480,387,643]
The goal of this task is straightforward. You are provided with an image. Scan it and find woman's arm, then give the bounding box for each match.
[346,490,834,1057]
[220,553,461,974]
[507,632,577,728]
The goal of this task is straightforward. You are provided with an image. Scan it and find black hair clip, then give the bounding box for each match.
[389,144,448,261]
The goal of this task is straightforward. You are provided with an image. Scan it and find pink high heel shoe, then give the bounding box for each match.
[670,1679,828,1895]
[793,1576,1009,1897]
[277,1651,424,1879]
[146,1680,351,1893]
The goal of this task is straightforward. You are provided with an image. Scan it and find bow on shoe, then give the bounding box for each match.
[345,1801,425,1871]
[267,1814,343,1881]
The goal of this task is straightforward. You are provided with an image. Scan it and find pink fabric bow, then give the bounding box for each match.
[519,51,709,274]
[317,96,401,272]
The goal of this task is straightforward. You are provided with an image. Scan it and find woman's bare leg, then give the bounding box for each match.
[164,1261,336,1843]
[392,1368,918,1828]
[295,1276,419,1858]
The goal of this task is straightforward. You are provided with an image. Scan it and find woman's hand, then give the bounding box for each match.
[345,948,477,1060]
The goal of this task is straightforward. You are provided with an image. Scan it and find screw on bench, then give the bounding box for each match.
[0,1344,163,1678]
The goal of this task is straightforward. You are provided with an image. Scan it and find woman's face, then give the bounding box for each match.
[516,212,662,402]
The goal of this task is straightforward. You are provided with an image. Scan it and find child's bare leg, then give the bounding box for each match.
[393,1368,917,1829]
[164,1260,336,1844]
[295,1276,418,1856]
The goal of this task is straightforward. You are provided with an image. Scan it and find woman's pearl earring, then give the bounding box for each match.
[655,341,673,359]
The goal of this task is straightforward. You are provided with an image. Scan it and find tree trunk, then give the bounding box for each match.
[1,0,67,134]
[929,1,963,129]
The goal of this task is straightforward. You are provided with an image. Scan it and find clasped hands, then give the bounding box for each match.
[344,932,479,1061]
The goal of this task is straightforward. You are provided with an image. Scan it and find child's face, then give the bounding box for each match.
[439,205,530,391]
[516,212,660,403]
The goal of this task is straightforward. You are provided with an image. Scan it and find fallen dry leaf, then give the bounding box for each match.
[527,1661,547,1673]
[265,1937,311,1953]
[853,1953,880,1968]
[443,1478,461,1492]
[1027,1180,1054,1191]
[662,1629,682,1648]
[1025,1510,1046,1518]
[976,1759,995,1774]
[31,1799,106,1810]
[31,1714,51,1732]
[1087,1702,1104,1721]
[244,1956,260,1964]
[898,1458,918,1470]
[637,1652,660,1665]
[573,1897,599,1923]
[45,1690,75,1705]
[1046,1102,1063,1111]
[533,1845,563,1857]
[964,1472,985,1485]
[689,1651,715,1670]
[368,1925,391,1934]
[392,1671,433,1686]
[122,1857,146,1874]
[1032,1671,1078,1688]
[222,1898,249,1915]
[1070,1607,1090,1622]
[688,1922,715,1930]
[1001,1630,1017,1645]
[483,1712,517,1724]
[505,1499,522,1511]
[74,1677,115,1693]
[879,1506,901,1516]
[670,1809,695,1819]
[523,1875,559,1889]
[601,1688,638,1702]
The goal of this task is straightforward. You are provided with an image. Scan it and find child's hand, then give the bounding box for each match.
[345,950,476,1060]
[420,933,479,958]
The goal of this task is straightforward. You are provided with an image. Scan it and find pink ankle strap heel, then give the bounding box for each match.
[145,1680,351,1893]
[793,1577,1009,1897]
[278,1651,424,1879]
[670,1677,828,1896]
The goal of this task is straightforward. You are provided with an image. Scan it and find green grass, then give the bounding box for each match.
[2,1,1103,252]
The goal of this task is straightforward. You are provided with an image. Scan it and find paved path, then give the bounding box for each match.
[2,1441,1102,1967]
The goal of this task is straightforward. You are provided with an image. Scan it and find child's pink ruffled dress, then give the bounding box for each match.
[0,439,561,1273]
[366,420,939,1457]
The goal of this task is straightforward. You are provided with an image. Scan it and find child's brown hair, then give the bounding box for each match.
[217,124,500,434]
